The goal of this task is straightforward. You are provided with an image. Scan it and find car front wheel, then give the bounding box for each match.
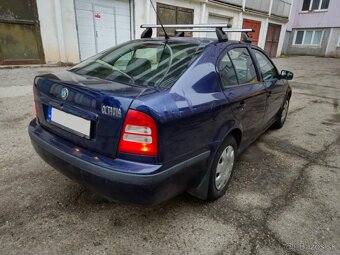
[208,135,237,201]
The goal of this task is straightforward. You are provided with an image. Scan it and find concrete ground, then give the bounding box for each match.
[0,56,339,255]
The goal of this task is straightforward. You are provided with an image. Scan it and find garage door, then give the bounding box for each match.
[0,0,44,65]
[75,0,131,60]
[207,15,231,39]
[264,23,281,57]
[242,19,261,46]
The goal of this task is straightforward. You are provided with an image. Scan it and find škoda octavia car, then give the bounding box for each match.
[29,24,293,205]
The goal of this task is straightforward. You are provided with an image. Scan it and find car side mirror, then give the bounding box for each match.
[280,70,294,80]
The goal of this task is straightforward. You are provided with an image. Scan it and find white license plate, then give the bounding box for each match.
[48,107,91,138]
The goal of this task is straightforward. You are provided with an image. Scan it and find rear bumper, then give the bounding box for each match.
[28,119,209,205]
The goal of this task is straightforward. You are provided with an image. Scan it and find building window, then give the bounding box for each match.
[294,30,323,45]
[157,3,193,37]
[301,0,329,11]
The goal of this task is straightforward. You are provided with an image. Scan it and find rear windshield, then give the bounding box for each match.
[70,41,204,88]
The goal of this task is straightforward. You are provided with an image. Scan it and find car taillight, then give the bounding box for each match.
[118,109,158,156]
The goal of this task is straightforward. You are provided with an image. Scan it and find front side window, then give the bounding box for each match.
[228,48,258,85]
[294,30,323,45]
[253,50,278,80]
[301,0,329,11]
[71,41,204,88]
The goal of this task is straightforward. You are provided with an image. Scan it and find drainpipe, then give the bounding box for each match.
[146,0,151,24]
[268,0,273,16]
[200,1,207,38]
[200,1,206,23]
[54,0,66,63]
[235,12,243,41]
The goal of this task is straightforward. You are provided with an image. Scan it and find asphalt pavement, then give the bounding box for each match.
[0,56,339,254]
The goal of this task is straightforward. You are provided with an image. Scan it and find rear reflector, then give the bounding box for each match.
[118,109,158,156]
[34,102,38,117]
[33,82,38,119]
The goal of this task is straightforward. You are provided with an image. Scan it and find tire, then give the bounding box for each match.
[208,135,237,201]
[272,97,289,129]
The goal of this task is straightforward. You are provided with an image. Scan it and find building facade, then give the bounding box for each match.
[0,0,293,65]
[285,0,340,57]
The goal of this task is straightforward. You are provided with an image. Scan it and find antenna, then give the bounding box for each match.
[149,0,169,40]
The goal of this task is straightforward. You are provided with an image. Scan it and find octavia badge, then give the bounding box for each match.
[60,88,69,100]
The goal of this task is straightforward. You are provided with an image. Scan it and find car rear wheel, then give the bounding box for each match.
[273,97,289,129]
[208,135,237,201]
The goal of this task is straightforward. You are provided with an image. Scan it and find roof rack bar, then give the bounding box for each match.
[175,28,254,33]
[141,24,232,29]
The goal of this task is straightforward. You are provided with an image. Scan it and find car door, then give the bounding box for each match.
[252,48,287,126]
[218,46,267,145]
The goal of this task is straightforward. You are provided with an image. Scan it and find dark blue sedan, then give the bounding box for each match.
[28,29,293,205]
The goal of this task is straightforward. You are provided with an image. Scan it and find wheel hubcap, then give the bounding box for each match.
[215,145,235,191]
[281,100,289,123]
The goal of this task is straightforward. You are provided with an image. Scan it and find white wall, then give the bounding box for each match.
[205,2,242,40]
[325,28,340,58]
[287,0,340,30]
[37,0,80,64]
[133,0,287,56]
[134,0,242,40]
[36,0,289,64]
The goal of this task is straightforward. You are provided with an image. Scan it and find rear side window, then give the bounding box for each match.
[228,48,258,85]
[218,47,258,88]
[253,50,278,80]
[218,53,238,88]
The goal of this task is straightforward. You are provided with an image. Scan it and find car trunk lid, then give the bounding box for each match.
[34,71,154,157]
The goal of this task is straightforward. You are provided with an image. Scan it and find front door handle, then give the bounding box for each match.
[267,91,272,97]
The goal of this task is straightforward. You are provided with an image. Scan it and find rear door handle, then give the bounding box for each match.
[235,100,245,110]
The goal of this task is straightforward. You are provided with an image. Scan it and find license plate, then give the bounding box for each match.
[47,107,91,138]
